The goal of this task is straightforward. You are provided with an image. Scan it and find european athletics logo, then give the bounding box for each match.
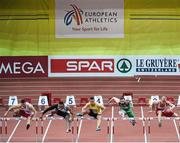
[64,4,83,26]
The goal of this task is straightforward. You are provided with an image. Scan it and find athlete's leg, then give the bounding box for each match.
[46,110,57,117]
[173,112,178,117]
[13,109,21,117]
[157,110,162,127]
[26,116,31,130]
[126,110,136,126]
[77,110,90,117]
[64,114,72,133]
[119,110,126,118]
[96,114,102,131]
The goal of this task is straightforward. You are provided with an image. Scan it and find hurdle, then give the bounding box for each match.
[41,116,75,134]
[147,117,180,134]
[2,116,180,142]
[0,117,41,142]
[112,117,145,135]
[76,116,111,136]
[41,116,76,142]
[2,117,40,135]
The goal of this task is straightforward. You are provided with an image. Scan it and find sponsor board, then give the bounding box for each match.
[55,0,124,38]
[0,56,48,78]
[1,56,180,78]
[49,56,180,77]
[51,59,114,73]
[48,56,134,77]
[135,56,180,75]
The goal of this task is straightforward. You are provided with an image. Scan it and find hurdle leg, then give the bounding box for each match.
[2,118,8,142]
[71,121,75,142]
[40,118,44,142]
[179,118,180,134]
[107,118,110,141]
[112,118,115,135]
[5,118,7,135]
[148,117,151,142]
[110,117,115,143]
[0,118,2,142]
[0,118,2,135]
[35,118,38,143]
[76,118,79,135]
[143,118,145,135]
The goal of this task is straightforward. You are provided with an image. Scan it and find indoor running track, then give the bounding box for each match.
[0,106,180,142]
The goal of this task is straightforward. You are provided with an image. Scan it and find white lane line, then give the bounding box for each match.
[110,106,114,143]
[140,106,147,143]
[6,120,21,143]
[41,120,52,143]
[173,119,180,142]
[76,119,83,143]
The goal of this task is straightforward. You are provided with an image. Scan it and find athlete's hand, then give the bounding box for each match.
[39,114,43,120]
[164,108,172,113]
[71,116,74,121]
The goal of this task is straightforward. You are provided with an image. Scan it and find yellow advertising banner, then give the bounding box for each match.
[0,0,180,56]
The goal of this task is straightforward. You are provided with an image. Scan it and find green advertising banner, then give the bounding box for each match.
[0,0,180,56]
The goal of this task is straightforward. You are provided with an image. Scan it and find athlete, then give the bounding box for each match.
[77,96,105,131]
[41,101,74,133]
[4,99,37,130]
[150,96,178,127]
[108,96,136,126]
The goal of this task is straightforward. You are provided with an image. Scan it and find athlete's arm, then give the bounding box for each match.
[67,106,74,119]
[98,104,106,114]
[42,105,57,115]
[167,101,175,110]
[29,104,37,117]
[108,97,120,104]
[82,103,90,112]
[149,102,157,112]
[4,104,21,117]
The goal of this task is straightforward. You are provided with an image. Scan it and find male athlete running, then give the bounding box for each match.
[41,101,74,133]
[4,99,37,130]
[77,97,105,131]
[108,96,136,126]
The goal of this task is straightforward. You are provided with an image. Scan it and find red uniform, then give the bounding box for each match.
[156,101,174,117]
[18,103,34,118]
[19,110,33,118]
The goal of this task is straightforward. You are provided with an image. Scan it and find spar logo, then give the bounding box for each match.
[117,58,132,73]
[51,59,114,73]
[64,4,83,26]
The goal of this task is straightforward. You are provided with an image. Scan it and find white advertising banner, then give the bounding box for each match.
[48,56,180,77]
[135,56,180,75]
[48,56,135,77]
[55,0,124,38]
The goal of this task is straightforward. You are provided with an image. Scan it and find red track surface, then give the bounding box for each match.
[0,106,180,142]
[0,76,180,142]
